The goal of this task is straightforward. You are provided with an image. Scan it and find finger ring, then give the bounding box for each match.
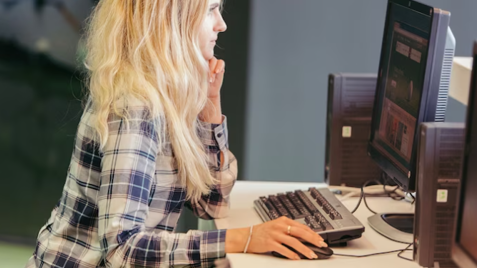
[287,225,292,235]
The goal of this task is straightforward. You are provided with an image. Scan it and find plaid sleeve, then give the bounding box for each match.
[99,108,226,267]
[186,116,238,220]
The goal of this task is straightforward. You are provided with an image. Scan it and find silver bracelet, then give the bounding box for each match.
[243,225,253,253]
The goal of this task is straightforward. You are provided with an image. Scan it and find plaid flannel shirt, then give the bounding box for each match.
[26,97,237,268]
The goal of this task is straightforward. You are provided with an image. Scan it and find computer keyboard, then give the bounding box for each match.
[254,187,365,245]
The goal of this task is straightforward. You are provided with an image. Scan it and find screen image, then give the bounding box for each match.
[376,22,429,165]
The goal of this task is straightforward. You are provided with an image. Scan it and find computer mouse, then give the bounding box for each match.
[272,242,334,260]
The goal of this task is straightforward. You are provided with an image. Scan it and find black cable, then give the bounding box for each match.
[381,185,399,200]
[362,179,382,214]
[351,178,412,214]
[383,184,405,201]
[391,195,405,201]
[334,246,413,258]
[350,187,364,214]
[362,191,378,214]
[397,243,414,261]
[408,193,416,205]
[380,173,405,200]
[350,180,371,213]
[351,179,381,214]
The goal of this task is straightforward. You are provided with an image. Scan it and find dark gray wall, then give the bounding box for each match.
[215,0,250,180]
[243,0,477,182]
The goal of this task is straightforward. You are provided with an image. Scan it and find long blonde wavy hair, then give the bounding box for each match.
[84,0,217,201]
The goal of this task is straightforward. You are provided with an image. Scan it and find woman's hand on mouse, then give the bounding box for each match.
[225,216,328,260]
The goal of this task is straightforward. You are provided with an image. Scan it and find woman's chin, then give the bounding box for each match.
[202,50,215,61]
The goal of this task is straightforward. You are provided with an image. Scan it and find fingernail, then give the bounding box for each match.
[210,77,213,83]
[294,255,301,260]
[310,252,318,259]
[320,241,328,248]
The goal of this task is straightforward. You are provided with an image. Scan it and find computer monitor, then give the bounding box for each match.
[452,41,477,268]
[366,0,455,243]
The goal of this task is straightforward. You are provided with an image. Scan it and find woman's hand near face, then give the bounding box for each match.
[199,57,225,124]
[208,57,225,100]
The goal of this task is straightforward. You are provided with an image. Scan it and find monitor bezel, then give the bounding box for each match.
[452,41,477,268]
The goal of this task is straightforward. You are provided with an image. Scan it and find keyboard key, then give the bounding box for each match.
[305,215,323,231]
[322,222,334,230]
[323,204,331,214]
[269,195,290,218]
[259,196,280,220]
[296,190,319,213]
[309,189,343,219]
[277,194,305,219]
[310,188,327,206]
[314,212,334,230]
[269,210,280,219]
[297,206,311,216]
[331,211,342,220]
[313,212,326,222]
[321,203,342,219]
[309,188,319,199]
[286,192,311,217]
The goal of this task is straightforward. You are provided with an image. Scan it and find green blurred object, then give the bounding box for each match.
[0,242,34,268]
[0,38,85,243]
[0,0,98,246]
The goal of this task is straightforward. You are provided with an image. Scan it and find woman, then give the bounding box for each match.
[26,0,326,267]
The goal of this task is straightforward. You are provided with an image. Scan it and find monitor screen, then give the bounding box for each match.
[376,21,429,171]
[453,41,477,268]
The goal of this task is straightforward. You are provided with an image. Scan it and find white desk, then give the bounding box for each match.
[215,181,421,268]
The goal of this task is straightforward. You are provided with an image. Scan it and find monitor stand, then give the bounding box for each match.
[367,212,414,244]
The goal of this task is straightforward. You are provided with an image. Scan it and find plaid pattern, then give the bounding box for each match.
[26,97,237,268]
